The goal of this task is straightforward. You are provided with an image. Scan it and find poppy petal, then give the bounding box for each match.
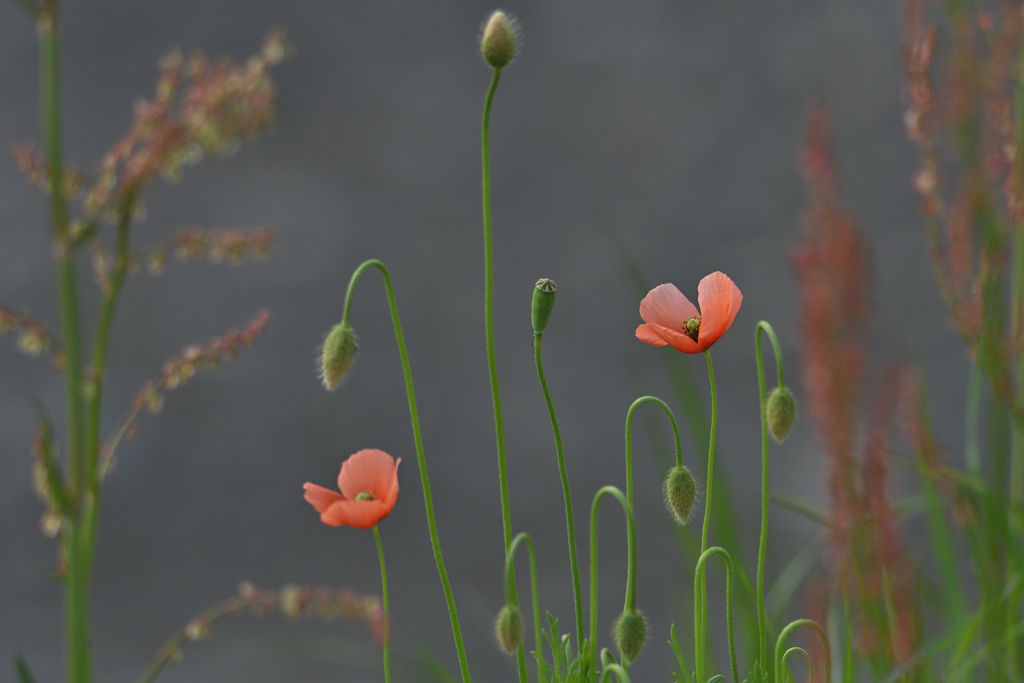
[636,324,669,347]
[385,458,402,507]
[338,448,397,501]
[696,272,742,349]
[320,499,392,528]
[639,284,698,330]
[650,323,703,354]
[303,482,345,514]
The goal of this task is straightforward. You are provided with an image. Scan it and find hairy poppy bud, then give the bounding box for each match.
[481,11,517,69]
[664,465,697,524]
[766,385,797,442]
[532,278,557,335]
[319,322,358,390]
[494,604,523,653]
[614,609,647,663]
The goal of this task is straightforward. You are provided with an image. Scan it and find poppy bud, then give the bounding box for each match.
[766,386,797,442]
[663,465,697,524]
[319,322,358,390]
[494,604,523,653]
[481,11,517,70]
[614,609,647,663]
[532,278,557,335]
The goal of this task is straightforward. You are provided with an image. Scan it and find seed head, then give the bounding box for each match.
[532,278,557,335]
[494,604,523,653]
[481,11,518,69]
[319,322,358,390]
[766,385,797,442]
[614,609,647,663]
[664,465,698,524]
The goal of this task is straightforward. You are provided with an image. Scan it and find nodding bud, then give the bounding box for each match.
[532,278,557,335]
[614,609,647,663]
[664,465,697,524]
[494,604,523,653]
[481,11,517,69]
[766,385,797,442]
[319,322,358,390]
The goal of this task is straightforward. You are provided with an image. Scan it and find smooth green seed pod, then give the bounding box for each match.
[766,385,797,442]
[532,278,557,335]
[481,11,517,69]
[494,604,523,653]
[614,609,647,663]
[664,465,697,524]
[319,322,358,390]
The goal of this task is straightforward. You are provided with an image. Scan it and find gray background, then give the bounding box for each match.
[0,1,964,681]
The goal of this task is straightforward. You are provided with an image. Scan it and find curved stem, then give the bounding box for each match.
[696,349,718,678]
[505,532,545,683]
[780,647,813,683]
[774,619,830,683]
[589,486,638,676]
[624,395,683,505]
[373,526,391,683]
[755,321,784,680]
[534,333,585,651]
[693,547,738,683]
[480,66,526,683]
[599,663,631,683]
[340,259,472,683]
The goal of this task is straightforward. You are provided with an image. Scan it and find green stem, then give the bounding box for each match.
[697,349,718,677]
[624,395,683,504]
[693,547,738,683]
[780,647,813,682]
[774,619,830,683]
[505,533,545,683]
[373,526,391,683]
[589,486,638,676]
[39,5,90,681]
[599,663,631,683]
[966,358,983,477]
[81,203,133,577]
[340,259,472,683]
[481,66,526,683]
[755,321,784,680]
[533,333,585,653]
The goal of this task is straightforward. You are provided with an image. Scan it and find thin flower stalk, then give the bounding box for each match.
[624,395,683,505]
[774,619,830,683]
[693,546,739,683]
[337,259,472,683]
[373,526,391,683]
[505,533,545,683]
[589,485,639,675]
[533,331,585,653]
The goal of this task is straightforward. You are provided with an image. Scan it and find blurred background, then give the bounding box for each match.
[0,0,964,681]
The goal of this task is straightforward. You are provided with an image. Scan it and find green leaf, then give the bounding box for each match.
[770,493,830,527]
[15,656,37,683]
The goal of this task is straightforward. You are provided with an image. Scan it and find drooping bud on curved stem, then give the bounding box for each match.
[319,322,358,390]
[589,486,641,672]
[693,547,739,683]
[663,465,697,524]
[623,395,683,506]
[766,385,797,442]
[331,259,472,683]
[754,320,789,677]
[613,609,647,664]
[480,11,518,70]
[499,532,545,682]
[532,278,557,335]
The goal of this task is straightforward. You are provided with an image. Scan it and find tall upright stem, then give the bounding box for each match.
[341,260,472,683]
[534,333,585,652]
[39,4,90,681]
[693,547,738,683]
[755,321,785,680]
[373,526,391,683]
[481,67,526,683]
[696,350,718,675]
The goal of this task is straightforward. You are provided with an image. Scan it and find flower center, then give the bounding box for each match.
[355,491,377,501]
[683,316,701,341]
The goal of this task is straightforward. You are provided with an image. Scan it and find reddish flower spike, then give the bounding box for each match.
[635,272,743,353]
[304,449,401,529]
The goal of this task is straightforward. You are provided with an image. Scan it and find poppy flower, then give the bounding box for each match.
[635,272,743,354]
[304,449,401,528]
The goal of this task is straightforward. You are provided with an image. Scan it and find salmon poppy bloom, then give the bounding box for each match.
[304,449,401,528]
[636,272,743,353]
